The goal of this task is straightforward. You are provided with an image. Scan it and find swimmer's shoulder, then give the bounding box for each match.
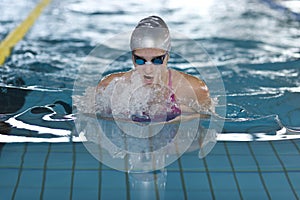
[171,69,208,90]
[171,69,212,107]
[97,71,132,90]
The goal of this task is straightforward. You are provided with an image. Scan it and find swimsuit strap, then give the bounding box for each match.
[168,69,172,89]
[168,69,175,102]
[168,69,177,104]
[167,69,181,120]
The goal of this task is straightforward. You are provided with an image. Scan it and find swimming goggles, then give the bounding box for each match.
[133,53,167,65]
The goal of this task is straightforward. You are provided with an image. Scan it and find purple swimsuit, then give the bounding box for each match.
[166,69,181,120]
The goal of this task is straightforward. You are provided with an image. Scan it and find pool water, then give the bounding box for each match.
[0,0,300,199]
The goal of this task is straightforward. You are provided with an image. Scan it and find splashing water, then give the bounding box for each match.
[75,71,186,121]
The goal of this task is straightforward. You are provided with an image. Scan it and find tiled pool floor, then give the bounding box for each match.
[0,140,299,199]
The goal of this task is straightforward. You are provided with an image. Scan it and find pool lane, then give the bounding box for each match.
[1,0,300,199]
[0,0,52,65]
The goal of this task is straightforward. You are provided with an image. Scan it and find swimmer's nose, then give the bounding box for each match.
[143,64,154,73]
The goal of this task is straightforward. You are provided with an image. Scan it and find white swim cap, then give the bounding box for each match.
[130,16,171,51]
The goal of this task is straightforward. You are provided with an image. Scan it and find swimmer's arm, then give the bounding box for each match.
[190,76,214,112]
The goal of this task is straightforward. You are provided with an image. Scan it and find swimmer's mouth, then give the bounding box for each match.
[144,75,154,82]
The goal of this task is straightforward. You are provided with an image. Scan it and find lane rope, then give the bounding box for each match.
[0,0,52,65]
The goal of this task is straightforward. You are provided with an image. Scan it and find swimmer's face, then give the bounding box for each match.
[132,48,169,85]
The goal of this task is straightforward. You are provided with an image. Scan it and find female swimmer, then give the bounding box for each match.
[97,16,214,122]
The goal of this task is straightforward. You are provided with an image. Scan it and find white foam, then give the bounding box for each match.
[74,71,175,120]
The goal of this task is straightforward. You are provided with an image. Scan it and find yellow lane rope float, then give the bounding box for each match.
[0,0,52,65]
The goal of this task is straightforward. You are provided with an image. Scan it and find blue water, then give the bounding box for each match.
[0,0,300,199]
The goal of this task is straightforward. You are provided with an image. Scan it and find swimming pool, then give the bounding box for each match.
[0,0,299,199]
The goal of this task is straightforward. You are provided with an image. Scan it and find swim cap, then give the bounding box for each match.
[130,16,171,51]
